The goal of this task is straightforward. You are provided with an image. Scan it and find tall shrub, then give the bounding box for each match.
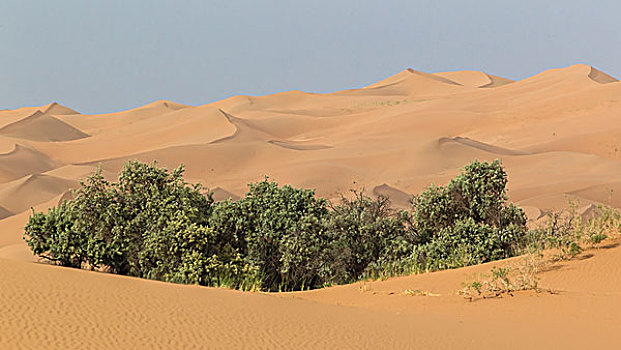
[328,191,411,282]
[237,179,332,291]
[412,159,527,265]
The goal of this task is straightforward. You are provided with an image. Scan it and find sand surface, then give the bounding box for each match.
[2,240,620,349]
[2,64,621,348]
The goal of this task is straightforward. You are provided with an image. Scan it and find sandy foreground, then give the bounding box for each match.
[2,241,621,349]
[1,64,621,348]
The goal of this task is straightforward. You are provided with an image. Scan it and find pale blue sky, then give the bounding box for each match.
[2,0,619,114]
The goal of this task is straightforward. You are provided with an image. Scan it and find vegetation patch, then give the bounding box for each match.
[25,159,530,291]
[458,199,621,301]
[458,252,544,301]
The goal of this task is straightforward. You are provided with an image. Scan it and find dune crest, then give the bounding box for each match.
[267,139,332,150]
[0,110,89,142]
[41,102,79,115]
[0,144,60,183]
[136,99,189,111]
[210,187,241,201]
[588,66,618,84]
[438,136,532,156]
[359,68,464,96]
[372,183,411,208]
[434,70,514,88]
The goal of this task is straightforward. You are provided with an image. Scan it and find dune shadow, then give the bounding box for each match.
[438,136,532,156]
[598,242,620,250]
[268,140,332,151]
[539,264,567,273]
[575,253,595,261]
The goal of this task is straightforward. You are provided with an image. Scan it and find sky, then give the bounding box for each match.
[2,0,620,114]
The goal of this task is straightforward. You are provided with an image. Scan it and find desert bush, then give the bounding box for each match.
[70,168,119,270]
[210,179,334,291]
[241,179,333,291]
[111,161,213,278]
[24,161,251,287]
[24,201,84,268]
[411,160,527,266]
[328,191,413,282]
[25,159,530,292]
[413,160,523,240]
[525,198,621,262]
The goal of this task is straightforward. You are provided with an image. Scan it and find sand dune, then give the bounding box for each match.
[438,136,532,155]
[0,110,89,142]
[2,64,621,348]
[0,65,621,224]
[372,183,412,208]
[2,238,620,349]
[210,187,241,201]
[350,68,468,96]
[435,70,514,88]
[0,144,60,183]
[588,66,618,84]
[0,174,78,214]
[41,102,79,115]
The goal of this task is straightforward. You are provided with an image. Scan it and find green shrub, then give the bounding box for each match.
[24,201,83,268]
[24,159,530,291]
[111,161,213,278]
[411,160,527,265]
[70,168,117,270]
[236,179,333,291]
[328,191,412,282]
[24,161,241,285]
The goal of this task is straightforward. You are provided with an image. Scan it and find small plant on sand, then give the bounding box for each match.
[358,280,372,293]
[488,266,512,293]
[458,253,543,301]
[461,280,484,297]
[403,289,439,296]
[458,275,485,301]
[580,201,621,247]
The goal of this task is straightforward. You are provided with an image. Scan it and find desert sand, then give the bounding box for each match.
[2,239,620,349]
[2,64,621,348]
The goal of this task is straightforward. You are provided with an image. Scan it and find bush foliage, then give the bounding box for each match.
[24,159,529,291]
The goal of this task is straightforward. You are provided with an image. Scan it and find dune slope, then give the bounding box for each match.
[2,240,620,349]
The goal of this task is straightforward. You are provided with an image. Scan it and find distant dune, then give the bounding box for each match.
[1,64,621,348]
[434,70,514,88]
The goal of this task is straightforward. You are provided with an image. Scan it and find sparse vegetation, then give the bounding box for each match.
[458,252,544,301]
[524,197,621,262]
[457,197,621,302]
[25,159,531,291]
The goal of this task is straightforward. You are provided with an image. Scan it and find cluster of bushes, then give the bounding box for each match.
[24,159,528,291]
